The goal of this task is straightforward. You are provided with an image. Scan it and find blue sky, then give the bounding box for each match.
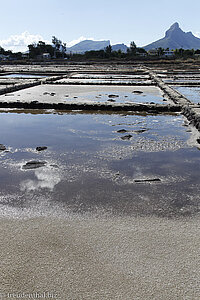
[1,0,200,51]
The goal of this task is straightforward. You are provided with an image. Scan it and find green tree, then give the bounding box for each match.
[157,47,164,56]
[52,36,62,58]
[129,41,137,55]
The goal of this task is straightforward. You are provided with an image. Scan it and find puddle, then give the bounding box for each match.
[172,86,200,104]
[0,111,199,218]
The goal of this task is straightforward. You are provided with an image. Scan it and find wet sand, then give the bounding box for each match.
[0,214,200,300]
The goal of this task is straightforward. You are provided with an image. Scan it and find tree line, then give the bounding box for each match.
[1,36,200,61]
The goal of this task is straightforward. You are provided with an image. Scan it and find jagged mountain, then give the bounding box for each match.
[66,40,110,53]
[144,23,200,50]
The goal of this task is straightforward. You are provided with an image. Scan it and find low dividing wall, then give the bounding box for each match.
[0,100,181,113]
[182,105,200,130]
[147,68,200,132]
[148,70,190,106]
[0,75,66,96]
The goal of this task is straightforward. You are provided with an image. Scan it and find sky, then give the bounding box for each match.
[1,0,200,52]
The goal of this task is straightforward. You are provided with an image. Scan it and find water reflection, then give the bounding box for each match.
[20,166,61,191]
[173,86,200,104]
[0,110,199,218]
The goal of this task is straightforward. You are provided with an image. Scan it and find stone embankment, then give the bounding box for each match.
[182,105,200,130]
[148,70,190,106]
[0,75,67,96]
[0,100,181,113]
[147,69,200,132]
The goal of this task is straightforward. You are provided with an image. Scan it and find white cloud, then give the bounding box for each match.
[0,31,50,52]
[0,32,111,53]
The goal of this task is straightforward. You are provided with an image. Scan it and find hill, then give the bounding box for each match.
[66,40,110,53]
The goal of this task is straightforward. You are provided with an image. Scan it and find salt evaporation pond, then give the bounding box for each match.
[0,111,199,219]
[0,74,46,79]
[173,86,200,104]
[0,84,166,105]
[173,86,200,103]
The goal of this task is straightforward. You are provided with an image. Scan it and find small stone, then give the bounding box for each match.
[22,161,47,170]
[108,94,119,98]
[117,129,128,133]
[134,129,147,134]
[107,99,116,102]
[36,146,47,151]
[132,90,143,94]
[0,144,6,151]
[121,134,132,140]
[134,178,161,183]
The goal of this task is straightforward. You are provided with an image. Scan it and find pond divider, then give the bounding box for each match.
[147,68,200,132]
[0,75,67,96]
[0,100,181,113]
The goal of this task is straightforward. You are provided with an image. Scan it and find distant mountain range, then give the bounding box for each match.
[66,40,128,53]
[144,23,200,50]
[65,23,200,54]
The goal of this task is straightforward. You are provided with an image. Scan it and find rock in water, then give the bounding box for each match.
[121,134,132,140]
[132,90,143,94]
[117,129,128,133]
[0,144,6,151]
[107,99,116,102]
[22,161,47,170]
[134,178,161,183]
[36,146,47,151]
[108,94,119,98]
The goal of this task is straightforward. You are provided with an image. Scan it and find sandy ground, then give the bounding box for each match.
[0,214,199,300]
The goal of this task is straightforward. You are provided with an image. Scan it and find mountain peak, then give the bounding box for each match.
[144,23,200,50]
[170,22,180,30]
[165,22,182,38]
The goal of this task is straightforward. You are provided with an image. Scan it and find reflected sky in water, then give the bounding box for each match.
[0,111,199,218]
[173,86,200,104]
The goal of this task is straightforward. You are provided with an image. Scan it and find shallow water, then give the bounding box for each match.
[0,111,199,219]
[173,86,200,104]
[0,74,46,79]
[0,84,166,105]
